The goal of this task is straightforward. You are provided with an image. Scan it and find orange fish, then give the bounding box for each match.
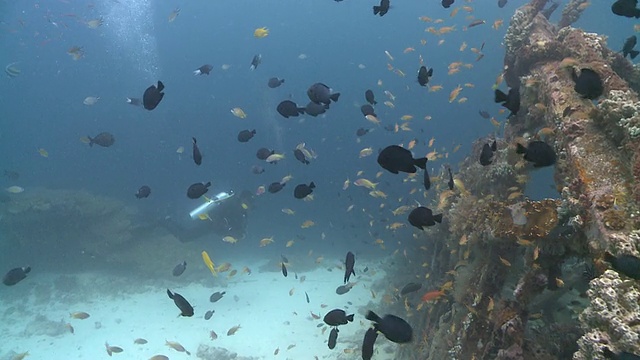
[421,290,445,302]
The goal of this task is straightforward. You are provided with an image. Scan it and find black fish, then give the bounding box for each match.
[365,90,377,105]
[400,282,422,296]
[612,0,640,18]
[209,291,226,302]
[377,145,428,174]
[516,141,556,167]
[328,327,339,349]
[441,0,454,8]
[335,285,351,295]
[135,185,151,199]
[365,311,412,343]
[126,97,142,106]
[478,110,490,119]
[447,167,454,190]
[479,140,497,166]
[622,35,639,59]
[423,168,430,191]
[408,206,443,230]
[604,252,640,280]
[344,251,355,284]
[250,54,262,70]
[494,87,520,115]
[172,261,187,277]
[571,68,603,99]
[323,309,354,326]
[237,129,256,143]
[305,291,310,303]
[603,347,640,360]
[256,148,275,160]
[167,289,194,317]
[361,104,377,117]
[373,0,390,16]
[2,266,31,286]
[307,83,340,105]
[88,132,115,147]
[362,328,378,360]
[204,310,214,320]
[356,128,370,137]
[193,64,213,76]
[277,100,305,118]
[192,137,202,165]
[268,182,285,194]
[498,0,508,8]
[417,66,433,87]
[294,149,310,164]
[281,262,288,277]
[268,77,285,88]
[304,101,330,117]
[187,181,211,199]
[143,81,165,110]
[294,182,315,199]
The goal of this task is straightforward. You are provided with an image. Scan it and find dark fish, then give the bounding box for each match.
[209,291,226,302]
[167,289,194,317]
[362,327,378,360]
[447,167,454,190]
[408,206,443,230]
[135,185,151,199]
[377,145,428,174]
[515,141,556,167]
[361,104,377,117]
[571,68,604,99]
[373,0,390,16]
[468,19,485,28]
[603,347,640,360]
[363,266,369,273]
[304,101,330,117]
[307,83,340,105]
[294,149,310,165]
[478,110,490,119]
[612,0,640,18]
[494,87,520,115]
[268,77,285,88]
[335,285,351,295]
[172,261,187,277]
[294,182,315,199]
[88,132,115,147]
[479,140,497,166]
[193,64,213,76]
[250,54,262,70]
[305,291,310,303]
[604,252,640,280]
[281,254,289,263]
[251,165,265,174]
[328,327,338,349]
[237,129,256,143]
[143,81,165,110]
[442,0,454,8]
[417,66,433,87]
[268,182,285,194]
[2,266,31,286]
[622,35,639,59]
[192,137,202,165]
[323,309,354,326]
[256,148,275,160]
[277,100,305,118]
[204,310,214,320]
[365,310,412,343]
[187,181,211,199]
[400,282,422,296]
[281,262,288,277]
[498,0,508,8]
[356,128,370,137]
[365,90,377,105]
[126,97,142,106]
[344,251,355,284]
[423,168,430,191]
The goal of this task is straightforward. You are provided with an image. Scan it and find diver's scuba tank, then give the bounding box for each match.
[189,190,235,220]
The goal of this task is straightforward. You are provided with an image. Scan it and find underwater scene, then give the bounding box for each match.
[2,0,640,359]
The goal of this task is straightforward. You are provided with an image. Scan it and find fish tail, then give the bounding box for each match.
[167,289,174,299]
[515,143,527,154]
[365,310,381,322]
[604,251,615,263]
[88,136,93,147]
[433,213,443,223]
[192,137,197,144]
[330,93,341,102]
[157,81,164,92]
[494,89,508,103]
[414,157,428,170]
[372,100,377,105]
[373,6,380,14]
[491,140,497,151]
[205,181,211,187]
[427,68,433,76]
[347,314,354,322]
[631,50,640,59]
[309,182,316,189]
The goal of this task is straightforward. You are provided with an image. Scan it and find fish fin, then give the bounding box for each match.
[631,50,640,59]
[167,289,174,299]
[604,251,615,263]
[494,89,508,103]
[330,93,341,102]
[192,137,197,144]
[365,310,381,322]
[433,213,443,223]
[309,182,316,189]
[515,143,527,154]
[205,181,211,187]
[373,5,380,14]
[88,136,93,147]
[157,81,164,92]
[414,157,428,170]
[427,68,433,76]
[347,314,354,322]
[491,140,497,151]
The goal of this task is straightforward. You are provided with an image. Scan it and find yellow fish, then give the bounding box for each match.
[448,85,462,103]
[353,178,377,189]
[201,251,217,277]
[359,147,374,158]
[301,220,315,228]
[222,236,237,243]
[38,148,49,158]
[286,240,295,247]
[282,208,295,215]
[259,237,275,247]
[254,27,269,38]
[400,115,413,121]
[230,107,247,118]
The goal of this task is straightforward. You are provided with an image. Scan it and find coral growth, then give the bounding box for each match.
[558,0,590,28]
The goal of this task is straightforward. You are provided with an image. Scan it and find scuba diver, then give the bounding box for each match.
[162,189,254,242]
